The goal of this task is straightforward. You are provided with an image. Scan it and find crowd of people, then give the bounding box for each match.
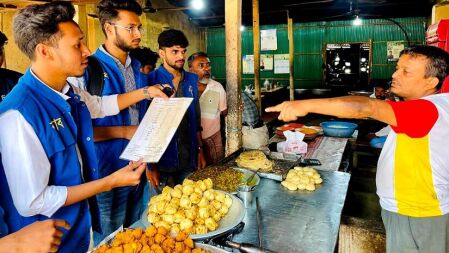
[1,0,449,253]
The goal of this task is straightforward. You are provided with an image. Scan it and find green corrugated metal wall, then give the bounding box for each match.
[206,17,426,89]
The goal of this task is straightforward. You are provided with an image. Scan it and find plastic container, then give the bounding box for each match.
[320,121,358,138]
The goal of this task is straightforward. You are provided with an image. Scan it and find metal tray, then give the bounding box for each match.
[220,149,299,182]
[187,167,260,194]
[140,191,245,240]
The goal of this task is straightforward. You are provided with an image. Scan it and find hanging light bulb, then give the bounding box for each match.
[353,15,362,26]
[191,0,204,10]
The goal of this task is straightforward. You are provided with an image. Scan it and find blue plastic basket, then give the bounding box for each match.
[320,121,358,138]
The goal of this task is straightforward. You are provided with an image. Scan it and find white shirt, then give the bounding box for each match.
[0,71,119,217]
[199,79,227,139]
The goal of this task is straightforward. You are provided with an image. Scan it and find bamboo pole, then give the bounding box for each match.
[288,15,295,100]
[253,0,262,113]
[224,0,242,155]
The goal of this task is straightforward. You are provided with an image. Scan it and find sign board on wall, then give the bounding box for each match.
[261,29,277,51]
[242,54,274,74]
[387,41,404,62]
[274,54,290,74]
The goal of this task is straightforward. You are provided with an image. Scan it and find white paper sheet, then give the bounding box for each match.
[120,97,193,163]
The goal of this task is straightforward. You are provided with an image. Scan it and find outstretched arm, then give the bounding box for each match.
[266,96,397,126]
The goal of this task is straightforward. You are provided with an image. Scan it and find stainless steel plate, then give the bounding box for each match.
[141,191,245,240]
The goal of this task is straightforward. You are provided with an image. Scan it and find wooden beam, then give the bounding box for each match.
[253,0,261,113]
[288,16,295,100]
[224,0,242,156]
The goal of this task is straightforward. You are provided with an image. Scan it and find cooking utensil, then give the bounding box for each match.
[237,185,253,208]
[256,197,262,248]
[246,168,260,186]
[223,241,279,253]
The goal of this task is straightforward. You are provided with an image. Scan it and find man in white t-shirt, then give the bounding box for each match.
[188,52,227,164]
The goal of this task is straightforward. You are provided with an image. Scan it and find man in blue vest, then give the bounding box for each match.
[0,2,146,252]
[82,0,167,244]
[147,29,206,189]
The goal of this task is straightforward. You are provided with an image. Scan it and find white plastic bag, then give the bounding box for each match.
[242,125,269,149]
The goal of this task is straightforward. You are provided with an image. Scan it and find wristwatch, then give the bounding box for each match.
[143,87,151,100]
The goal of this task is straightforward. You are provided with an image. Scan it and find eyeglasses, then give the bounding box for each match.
[110,23,145,35]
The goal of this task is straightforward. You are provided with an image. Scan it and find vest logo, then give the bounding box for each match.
[1,95,5,100]
[103,72,109,79]
[189,85,193,96]
[50,118,64,131]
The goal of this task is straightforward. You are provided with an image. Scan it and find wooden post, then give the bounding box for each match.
[76,5,88,46]
[253,0,262,114]
[225,0,242,156]
[288,15,295,100]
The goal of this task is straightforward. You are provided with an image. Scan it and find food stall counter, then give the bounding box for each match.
[233,170,350,253]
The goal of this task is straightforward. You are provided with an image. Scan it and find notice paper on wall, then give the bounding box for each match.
[261,29,277,51]
[120,97,193,163]
[274,54,289,74]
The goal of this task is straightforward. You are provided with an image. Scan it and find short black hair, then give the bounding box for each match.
[130,47,159,67]
[370,79,390,90]
[0,31,7,47]
[158,29,189,49]
[187,52,208,68]
[97,0,143,36]
[13,1,76,60]
[400,45,449,90]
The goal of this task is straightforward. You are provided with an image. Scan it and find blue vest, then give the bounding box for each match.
[87,49,149,176]
[0,206,7,238]
[147,66,199,169]
[0,70,101,252]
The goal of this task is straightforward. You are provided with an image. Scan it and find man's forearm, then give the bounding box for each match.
[0,234,20,253]
[65,176,112,206]
[117,88,146,110]
[303,96,396,125]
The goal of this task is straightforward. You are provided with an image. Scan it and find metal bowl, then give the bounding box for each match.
[232,167,260,194]
[320,121,358,138]
[141,191,245,240]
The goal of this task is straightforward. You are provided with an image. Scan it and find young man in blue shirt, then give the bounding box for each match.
[0,2,146,252]
[147,29,206,188]
[78,0,169,244]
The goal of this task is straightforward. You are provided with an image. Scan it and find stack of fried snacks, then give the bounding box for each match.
[147,179,233,235]
[281,167,323,191]
[93,226,209,253]
[235,150,273,172]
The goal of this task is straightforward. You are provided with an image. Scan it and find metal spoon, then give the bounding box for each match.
[246,168,260,187]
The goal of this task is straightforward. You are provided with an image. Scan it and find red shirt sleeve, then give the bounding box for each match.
[387,99,439,138]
